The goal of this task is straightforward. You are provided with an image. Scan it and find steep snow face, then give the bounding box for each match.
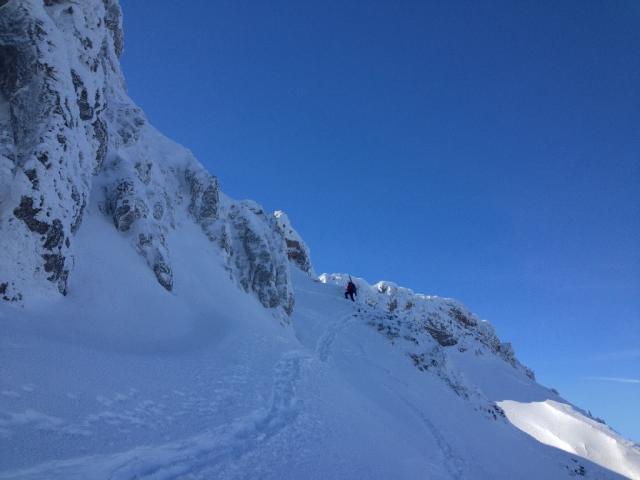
[0,0,300,315]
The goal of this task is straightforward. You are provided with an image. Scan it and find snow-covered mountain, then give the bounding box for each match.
[0,1,638,479]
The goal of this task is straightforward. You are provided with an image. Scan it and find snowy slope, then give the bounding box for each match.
[1,253,639,479]
[1,1,639,479]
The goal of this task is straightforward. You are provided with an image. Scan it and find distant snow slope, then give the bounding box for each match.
[1,0,639,479]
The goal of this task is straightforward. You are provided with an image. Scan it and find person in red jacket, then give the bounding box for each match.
[345,278,357,302]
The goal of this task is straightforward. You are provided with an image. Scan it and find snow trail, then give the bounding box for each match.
[3,271,636,479]
[1,350,311,480]
[0,291,356,480]
[388,389,472,480]
[315,312,357,362]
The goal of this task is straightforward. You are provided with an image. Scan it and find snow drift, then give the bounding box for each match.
[1,1,639,479]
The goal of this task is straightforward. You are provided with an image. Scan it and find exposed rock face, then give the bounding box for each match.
[182,169,295,314]
[0,0,301,316]
[223,202,294,315]
[0,0,115,297]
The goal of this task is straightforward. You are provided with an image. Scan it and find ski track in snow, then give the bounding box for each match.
[313,307,474,480]
[4,286,630,479]
[315,311,356,362]
[316,307,476,480]
[388,389,472,480]
[1,350,311,480]
[111,351,311,480]
[2,309,356,479]
[311,304,473,480]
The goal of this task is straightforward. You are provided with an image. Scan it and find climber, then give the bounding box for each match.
[344,278,357,302]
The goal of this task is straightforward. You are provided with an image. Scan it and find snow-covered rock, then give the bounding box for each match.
[221,200,295,316]
[0,0,112,298]
[0,0,298,315]
[274,210,315,277]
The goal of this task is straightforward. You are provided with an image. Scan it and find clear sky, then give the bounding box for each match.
[119,0,639,442]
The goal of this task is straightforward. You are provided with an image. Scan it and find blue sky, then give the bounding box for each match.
[119,0,639,441]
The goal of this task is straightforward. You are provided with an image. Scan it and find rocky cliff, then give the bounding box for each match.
[0,0,311,315]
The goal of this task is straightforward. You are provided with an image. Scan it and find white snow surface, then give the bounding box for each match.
[499,400,640,480]
[1,211,639,478]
